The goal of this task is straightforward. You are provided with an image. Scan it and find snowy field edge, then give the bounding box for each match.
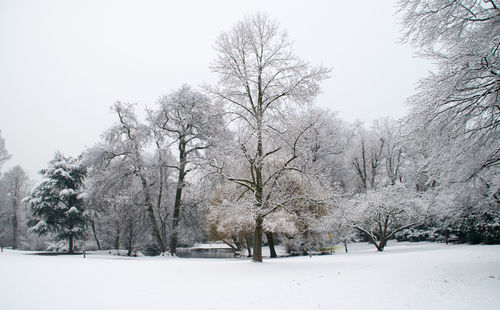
[1,241,499,310]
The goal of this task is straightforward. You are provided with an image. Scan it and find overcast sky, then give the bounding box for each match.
[0,0,433,178]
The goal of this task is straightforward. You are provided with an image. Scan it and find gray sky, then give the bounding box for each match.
[0,0,433,178]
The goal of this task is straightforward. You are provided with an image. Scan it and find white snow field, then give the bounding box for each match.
[1,241,499,310]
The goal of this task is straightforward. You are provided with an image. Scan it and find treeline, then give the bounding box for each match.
[1,2,499,258]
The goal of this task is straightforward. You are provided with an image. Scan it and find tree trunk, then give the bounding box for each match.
[114,226,120,252]
[252,216,263,262]
[12,198,18,250]
[343,242,348,253]
[127,231,133,256]
[378,237,387,251]
[139,173,166,253]
[169,182,183,255]
[170,139,186,256]
[68,235,74,254]
[266,232,277,258]
[90,220,101,250]
[245,234,252,257]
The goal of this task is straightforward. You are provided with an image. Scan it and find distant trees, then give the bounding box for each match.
[0,130,11,171]
[348,124,385,191]
[0,166,29,249]
[9,9,497,255]
[25,153,86,254]
[207,13,330,262]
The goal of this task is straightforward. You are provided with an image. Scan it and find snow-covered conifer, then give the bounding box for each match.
[25,152,86,254]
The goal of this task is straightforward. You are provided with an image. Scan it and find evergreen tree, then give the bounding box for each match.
[25,152,86,253]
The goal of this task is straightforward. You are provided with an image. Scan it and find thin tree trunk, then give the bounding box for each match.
[156,152,168,249]
[12,198,17,250]
[90,220,101,250]
[68,235,74,254]
[266,232,277,258]
[139,173,166,253]
[117,106,166,253]
[114,224,120,252]
[127,228,133,256]
[245,234,252,257]
[343,242,348,253]
[170,139,187,256]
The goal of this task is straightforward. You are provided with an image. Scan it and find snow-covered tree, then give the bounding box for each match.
[205,180,255,254]
[148,84,223,255]
[0,166,29,249]
[83,144,154,253]
[295,109,350,189]
[83,103,173,253]
[347,123,386,192]
[206,13,330,262]
[0,130,11,171]
[374,118,405,186]
[25,153,86,254]
[399,0,499,181]
[397,0,499,242]
[346,185,426,251]
[109,102,167,252]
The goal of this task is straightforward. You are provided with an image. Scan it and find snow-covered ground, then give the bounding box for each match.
[1,241,499,310]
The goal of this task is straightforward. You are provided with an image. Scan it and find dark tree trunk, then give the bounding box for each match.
[343,242,348,253]
[139,173,166,253]
[68,235,74,254]
[90,220,101,250]
[119,108,166,253]
[245,234,252,257]
[170,139,187,256]
[378,237,387,251]
[12,198,18,250]
[114,227,120,252]
[252,216,263,262]
[266,232,277,258]
[127,234,133,256]
[156,153,168,250]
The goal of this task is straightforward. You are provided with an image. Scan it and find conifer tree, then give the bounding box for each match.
[25,152,86,253]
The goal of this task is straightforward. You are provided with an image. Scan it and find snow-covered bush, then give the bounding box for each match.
[346,185,426,251]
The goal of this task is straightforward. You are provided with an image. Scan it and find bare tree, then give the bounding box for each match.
[206,14,329,262]
[375,118,404,186]
[349,124,385,192]
[148,85,222,255]
[107,102,167,252]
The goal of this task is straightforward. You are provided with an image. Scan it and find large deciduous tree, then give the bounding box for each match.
[25,153,86,254]
[148,85,222,255]
[104,102,167,253]
[398,0,499,179]
[207,13,330,262]
[398,0,500,241]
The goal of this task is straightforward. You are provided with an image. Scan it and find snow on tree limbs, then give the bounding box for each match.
[25,152,86,254]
